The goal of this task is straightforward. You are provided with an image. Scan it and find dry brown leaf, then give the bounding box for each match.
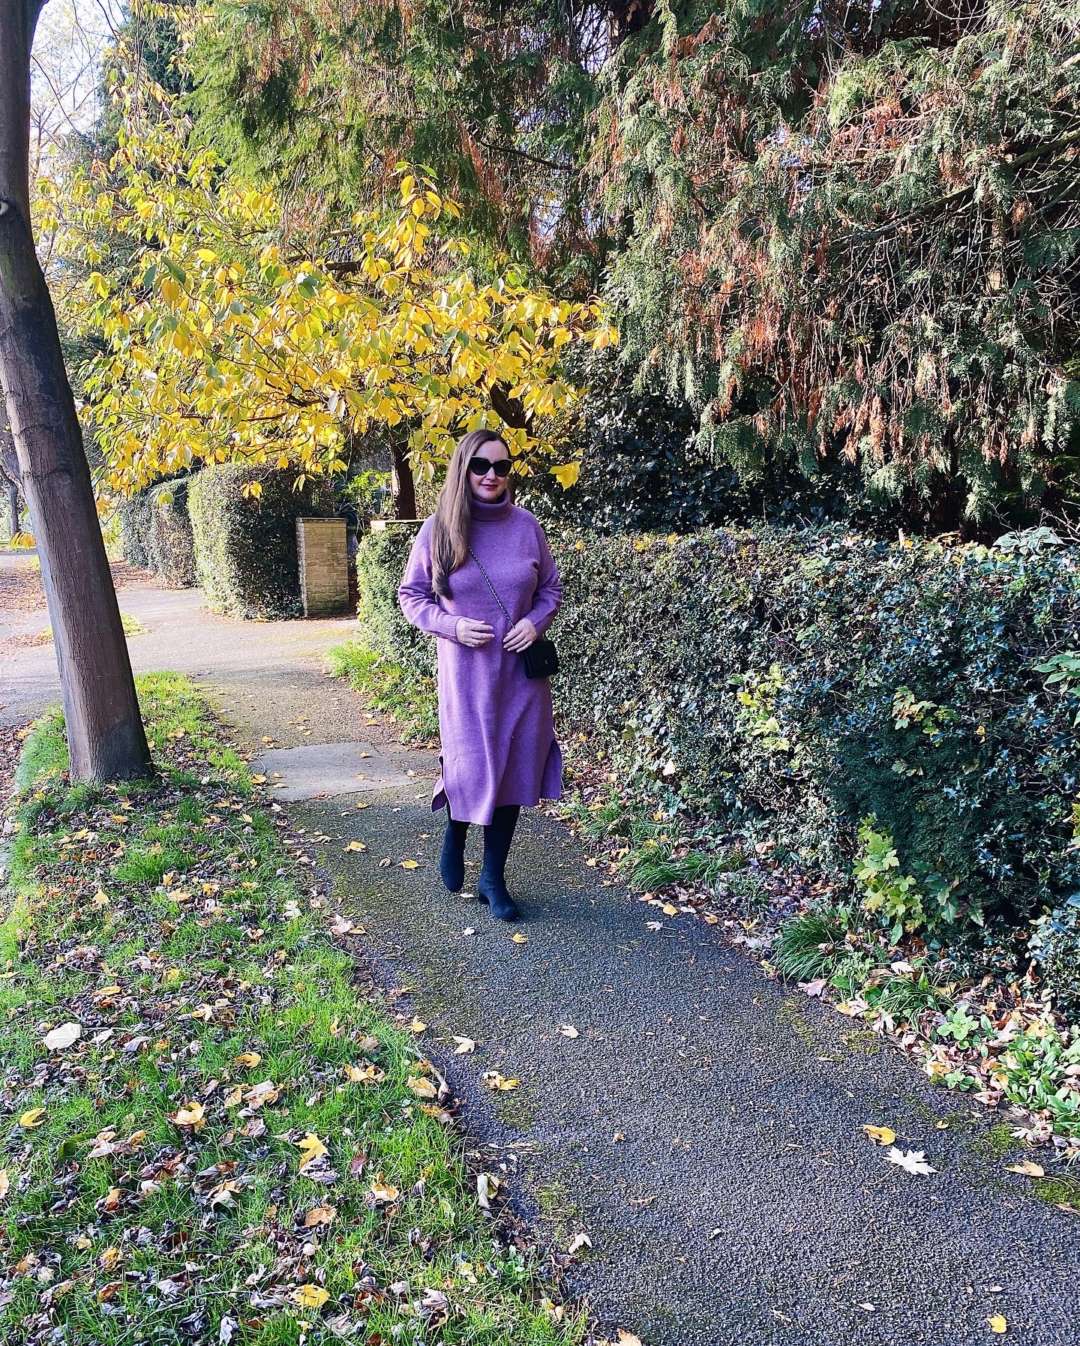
[1005,1161,1045,1178]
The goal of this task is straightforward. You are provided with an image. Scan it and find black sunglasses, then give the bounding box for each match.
[468,456,513,478]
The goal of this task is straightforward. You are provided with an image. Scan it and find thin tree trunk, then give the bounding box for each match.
[390,439,417,519]
[0,0,152,781]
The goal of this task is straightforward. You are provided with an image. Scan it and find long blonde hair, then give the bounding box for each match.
[430,429,513,597]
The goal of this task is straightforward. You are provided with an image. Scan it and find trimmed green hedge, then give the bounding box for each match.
[189,465,333,618]
[118,491,153,568]
[358,524,1080,956]
[146,477,196,587]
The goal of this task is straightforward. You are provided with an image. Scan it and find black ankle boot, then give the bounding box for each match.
[478,805,521,921]
[439,812,469,893]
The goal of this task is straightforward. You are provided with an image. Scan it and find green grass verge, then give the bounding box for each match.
[326,641,439,742]
[0,672,583,1345]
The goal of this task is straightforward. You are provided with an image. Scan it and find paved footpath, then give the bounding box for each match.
[4,565,1080,1346]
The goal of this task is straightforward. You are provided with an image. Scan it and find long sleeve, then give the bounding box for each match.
[524,522,562,636]
[398,523,460,641]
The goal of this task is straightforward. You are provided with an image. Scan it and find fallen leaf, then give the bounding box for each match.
[343,1062,385,1084]
[661,903,678,917]
[344,841,366,853]
[0,1171,9,1200]
[862,1124,897,1147]
[511,932,528,944]
[329,915,355,935]
[616,1332,643,1346]
[19,1109,46,1130]
[408,1018,427,1034]
[1005,1161,1045,1178]
[296,1133,328,1168]
[799,978,827,997]
[44,1022,82,1051]
[987,1315,1007,1335]
[400,859,420,870]
[559,1025,579,1039]
[886,1146,936,1176]
[369,1174,399,1203]
[568,1232,592,1254]
[234,1052,262,1070]
[476,1172,501,1210]
[292,1284,330,1309]
[453,1036,476,1054]
[171,1101,205,1130]
[407,1075,438,1099]
[645,921,663,931]
[483,1071,520,1091]
[303,1203,337,1228]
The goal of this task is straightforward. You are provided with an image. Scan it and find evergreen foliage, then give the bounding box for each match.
[593,0,1080,531]
[356,522,1080,958]
[188,465,333,618]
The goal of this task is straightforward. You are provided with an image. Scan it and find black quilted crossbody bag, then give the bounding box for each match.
[467,547,559,680]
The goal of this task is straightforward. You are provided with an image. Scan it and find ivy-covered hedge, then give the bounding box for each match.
[358,524,1080,957]
[188,465,333,618]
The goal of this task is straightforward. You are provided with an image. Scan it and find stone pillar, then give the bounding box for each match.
[296,517,349,617]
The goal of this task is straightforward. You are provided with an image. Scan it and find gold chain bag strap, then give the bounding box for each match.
[467,547,559,680]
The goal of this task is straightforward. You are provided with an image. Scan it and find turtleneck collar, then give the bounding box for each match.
[469,492,512,522]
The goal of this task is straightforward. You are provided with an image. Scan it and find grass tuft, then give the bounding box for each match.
[326,641,438,741]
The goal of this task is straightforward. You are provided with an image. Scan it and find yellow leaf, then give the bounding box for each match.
[344,840,367,852]
[0,1170,10,1200]
[511,931,528,945]
[19,1108,46,1130]
[172,1101,205,1129]
[988,1315,1007,1334]
[549,461,581,489]
[292,1284,330,1309]
[408,1017,427,1034]
[862,1124,897,1147]
[483,1071,520,1092]
[1005,1161,1045,1178]
[296,1132,328,1168]
[343,1062,385,1084]
[234,1052,262,1070]
[303,1203,337,1227]
[369,1173,399,1203]
[400,858,420,870]
[407,1075,438,1099]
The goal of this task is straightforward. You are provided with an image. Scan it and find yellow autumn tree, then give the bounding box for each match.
[40,79,616,506]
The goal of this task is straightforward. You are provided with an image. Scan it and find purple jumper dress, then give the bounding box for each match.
[397,494,564,825]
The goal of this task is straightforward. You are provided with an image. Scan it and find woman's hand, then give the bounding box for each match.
[503,618,538,652]
[455,617,495,648]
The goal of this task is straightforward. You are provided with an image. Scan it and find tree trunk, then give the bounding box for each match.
[0,0,152,781]
[2,471,18,536]
[390,439,417,519]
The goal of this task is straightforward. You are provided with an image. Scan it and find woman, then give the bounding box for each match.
[397,429,563,922]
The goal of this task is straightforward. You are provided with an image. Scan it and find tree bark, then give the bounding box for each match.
[0,0,152,781]
[390,439,417,519]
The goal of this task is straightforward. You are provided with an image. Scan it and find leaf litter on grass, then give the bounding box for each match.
[0,673,587,1346]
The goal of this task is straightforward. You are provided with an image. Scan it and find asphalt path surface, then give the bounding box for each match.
[4,564,1079,1345]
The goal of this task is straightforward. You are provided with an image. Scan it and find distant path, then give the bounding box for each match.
[4,567,1079,1346]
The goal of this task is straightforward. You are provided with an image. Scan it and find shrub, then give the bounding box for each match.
[355,521,1080,947]
[1031,895,1080,1024]
[146,477,196,587]
[188,465,333,618]
[118,490,153,567]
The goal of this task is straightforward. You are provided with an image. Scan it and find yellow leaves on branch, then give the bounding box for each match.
[45,88,617,496]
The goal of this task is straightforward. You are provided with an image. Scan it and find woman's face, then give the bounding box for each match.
[468,439,512,502]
